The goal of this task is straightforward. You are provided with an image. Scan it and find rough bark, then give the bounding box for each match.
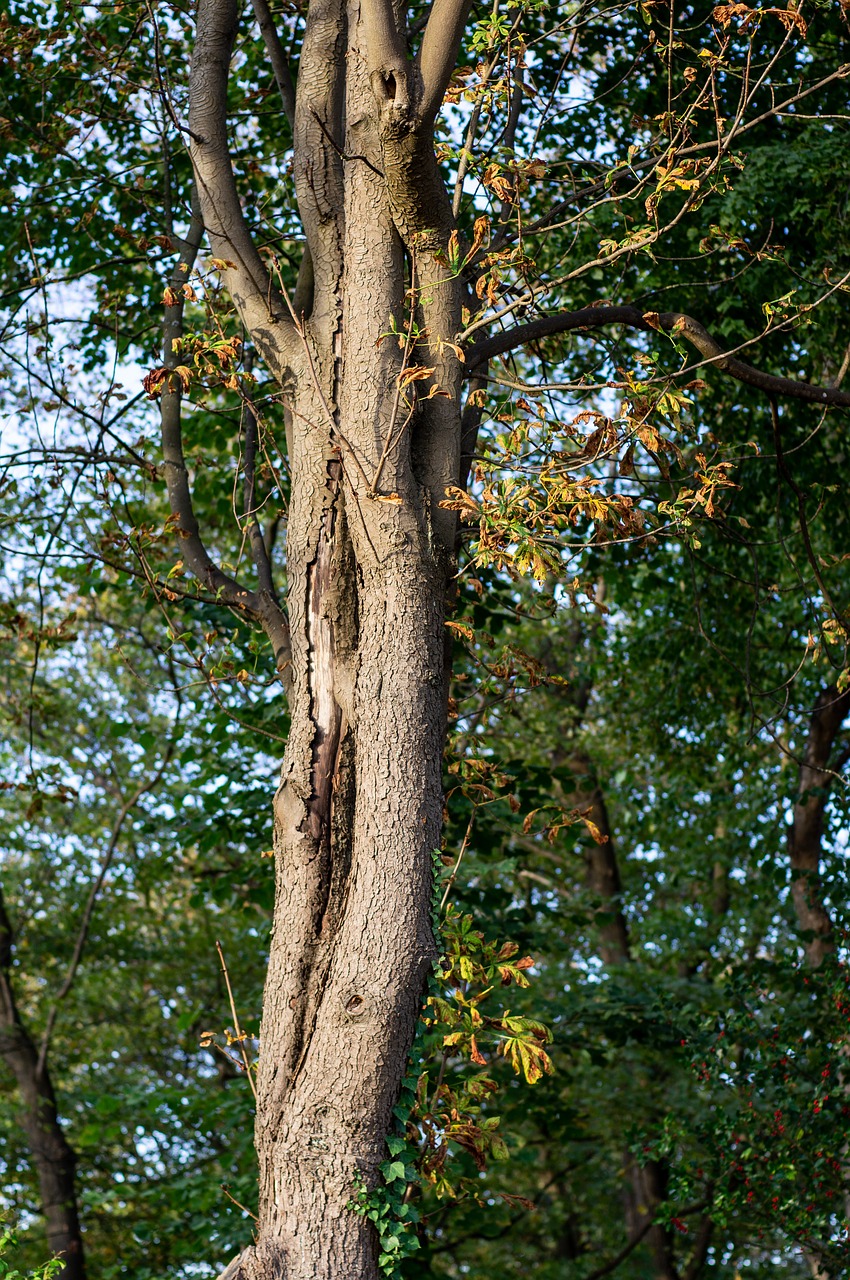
[0,888,86,1280]
[184,0,464,1275]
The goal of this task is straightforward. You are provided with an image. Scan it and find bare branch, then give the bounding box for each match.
[215,941,258,1102]
[465,307,850,409]
[495,64,850,251]
[242,358,278,599]
[291,0,345,344]
[248,0,317,315]
[160,219,252,603]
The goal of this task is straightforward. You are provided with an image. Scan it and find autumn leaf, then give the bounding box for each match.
[445,619,475,641]
[142,366,168,398]
[581,812,609,844]
[397,365,436,389]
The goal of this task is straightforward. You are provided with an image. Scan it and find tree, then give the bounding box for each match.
[2,0,850,1276]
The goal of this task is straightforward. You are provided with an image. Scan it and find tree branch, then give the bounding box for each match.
[160,213,292,681]
[160,217,253,606]
[250,0,296,125]
[291,0,345,346]
[361,0,410,110]
[417,0,476,123]
[465,306,850,408]
[493,64,850,253]
[248,0,316,315]
[242,355,278,600]
[189,0,296,378]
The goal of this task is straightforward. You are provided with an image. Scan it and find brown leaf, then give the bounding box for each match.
[398,364,436,389]
[142,366,168,398]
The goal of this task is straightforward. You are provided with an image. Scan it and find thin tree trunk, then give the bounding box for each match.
[0,888,86,1280]
[785,684,850,1279]
[787,683,850,967]
[568,750,632,966]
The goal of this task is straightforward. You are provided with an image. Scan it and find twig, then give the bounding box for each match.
[440,810,476,910]
[216,940,258,1102]
[309,109,384,177]
[268,255,375,492]
[221,1184,259,1221]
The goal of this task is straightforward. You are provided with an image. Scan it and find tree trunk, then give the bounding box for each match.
[187,0,464,1272]
[788,683,850,967]
[0,890,86,1280]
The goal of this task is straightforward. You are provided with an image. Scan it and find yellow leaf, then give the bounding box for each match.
[581,812,609,845]
[445,619,475,641]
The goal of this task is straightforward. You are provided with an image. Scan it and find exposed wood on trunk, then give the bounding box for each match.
[0,887,86,1280]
